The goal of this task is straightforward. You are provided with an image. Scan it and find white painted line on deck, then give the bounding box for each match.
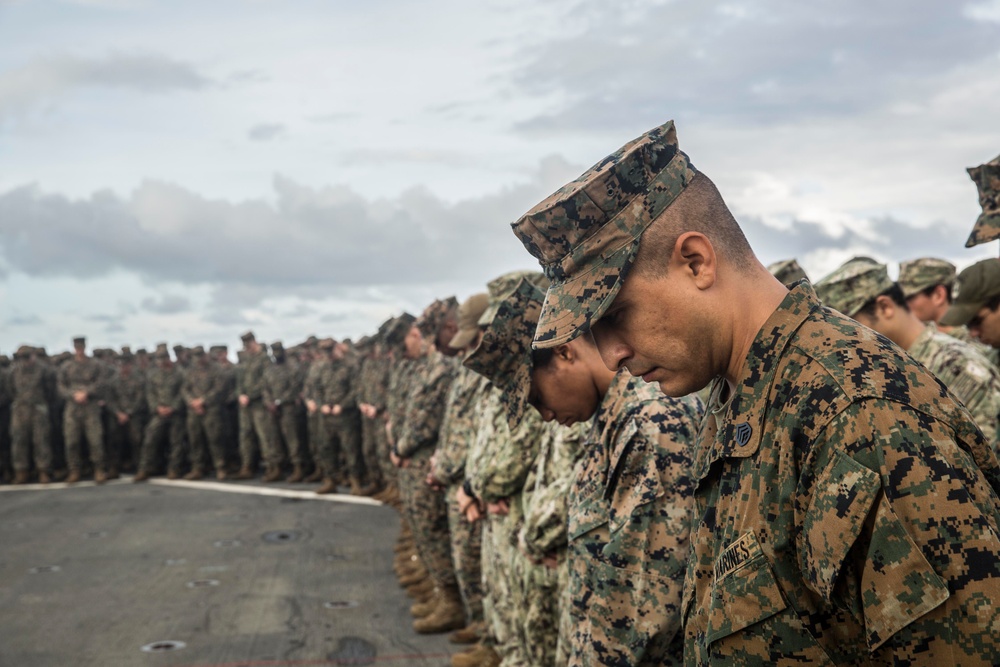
[0,476,383,506]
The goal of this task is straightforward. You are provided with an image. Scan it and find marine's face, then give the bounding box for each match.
[590,269,718,397]
[528,344,600,426]
[905,292,937,323]
[404,326,424,359]
[969,303,1000,348]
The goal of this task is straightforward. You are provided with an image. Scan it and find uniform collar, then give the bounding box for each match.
[693,283,822,482]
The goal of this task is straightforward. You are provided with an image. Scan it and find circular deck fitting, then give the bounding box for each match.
[140,640,186,653]
[323,600,359,610]
[262,530,300,544]
[28,565,61,574]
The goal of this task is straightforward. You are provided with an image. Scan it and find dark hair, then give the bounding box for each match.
[855,283,908,318]
[918,283,953,305]
[531,347,556,369]
[985,294,1000,312]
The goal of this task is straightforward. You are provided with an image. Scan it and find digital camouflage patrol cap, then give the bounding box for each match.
[464,278,545,430]
[941,259,1000,326]
[416,297,458,338]
[384,313,417,348]
[511,119,696,348]
[814,257,893,317]
[965,154,1000,248]
[767,259,810,288]
[897,258,956,299]
[479,270,548,327]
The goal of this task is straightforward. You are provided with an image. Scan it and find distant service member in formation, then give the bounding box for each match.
[513,119,1000,663]
[817,257,1000,450]
[264,341,307,482]
[134,347,186,482]
[10,346,55,484]
[59,336,107,484]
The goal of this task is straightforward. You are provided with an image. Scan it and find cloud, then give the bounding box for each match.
[247,123,286,141]
[6,314,43,326]
[509,1,1000,133]
[0,155,580,308]
[306,112,358,124]
[0,52,211,121]
[141,294,192,314]
[341,147,484,169]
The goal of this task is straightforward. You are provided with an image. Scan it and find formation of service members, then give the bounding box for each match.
[1,131,999,666]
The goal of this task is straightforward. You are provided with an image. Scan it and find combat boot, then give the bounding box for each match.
[93,468,107,485]
[304,467,324,483]
[398,564,428,586]
[38,471,52,485]
[286,465,305,483]
[413,589,465,634]
[410,589,439,619]
[315,477,337,494]
[106,467,120,480]
[262,465,283,483]
[405,577,435,599]
[166,469,181,480]
[13,470,30,485]
[216,469,228,481]
[235,466,255,480]
[132,470,150,483]
[65,469,81,484]
[184,468,204,481]
[451,644,500,667]
[449,621,484,645]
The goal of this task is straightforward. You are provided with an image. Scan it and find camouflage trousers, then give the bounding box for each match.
[360,414,383,486]
[398,450,457,591]
[241,402,280,468]
[510,544,562,667]
[273,404,306,466]
[114,411,147,471]
[187,407,227,471]
[140,412,186,473]
[63,401,105,470]
[482,511,516,656]
[319,412,365,481]
[10,401,52,472]
[447,483,484,624]
[375,414,398,488]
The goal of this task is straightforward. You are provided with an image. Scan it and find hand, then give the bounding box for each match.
[390,450,401,467]
[456,486,483,523]
[116,412,129,425]
[331,404,342,416]
[238,395,249,407]
[541,553,560,570]
[157,405,174,417]
[73,390,88,404]
[320,404,331,415]
[266,402,277,415]
[306,399,317,414]
[487,498,510,516]
[425,472,444,490]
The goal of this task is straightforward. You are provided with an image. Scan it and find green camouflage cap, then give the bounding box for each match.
[941,259,1000,326]
[965,154,1000,248]
[190,345,206,357]
[464,278,544,430]
[479,270,550,326]
[815,257,893,317]
[767,258,810,288]
[384,313,416,348]
[898,258,956,299]
[511,119,696,349]
[449,293,489,350]
[416,297,458,338]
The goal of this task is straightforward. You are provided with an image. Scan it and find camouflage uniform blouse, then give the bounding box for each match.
[568,371,702,666]
[683,285,1000,665]
[908,322,1000,450]
[395,350,459,459]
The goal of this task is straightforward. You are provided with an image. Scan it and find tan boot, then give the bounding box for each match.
[286,465,305,483]
[410,590,439,619]
[13,470,30,485]
[398,565,429,587]
[38,471,52,485]
[413,589,465,634]
[132,470,150,483]
[304,468,324,483]
[106,467,120,480]
[216,469,228,481]
[166,469,181,480]
[449,621,484,645]
[183,468,204,481]
[315,477,337,494]
[451,644,500,667]
[262,465,283,483]
[405,577,435,599]
[348,477,364,495]
[93,468,107,485]
[235,466,255,480]
[65,469,81,484]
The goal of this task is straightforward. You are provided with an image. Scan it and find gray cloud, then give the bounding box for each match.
[6,314,43,326]
[247,123,286,141]
[510,1,1000,133]
[306,112,358,124]
[0,52,210,121]
[341,147,484,169]
[141,294,192,314]
[0,155,580,308]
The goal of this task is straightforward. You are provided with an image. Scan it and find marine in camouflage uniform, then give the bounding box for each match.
[383,314,419,501]
[109,350,148,473]
[513,119,1000,664]
[321,341,367,491]
[135,349,186,480]
[9,347,55,483]
[964,152,1000,250]
[181,346,229,479]
[58,337,108,482]
[394,299,463,634]
[303,340,333,485]
[264,341,307,481]
[237,332,280,479]
[356,338,386,492]
[766,258,810,288]
[817,258,1000,450]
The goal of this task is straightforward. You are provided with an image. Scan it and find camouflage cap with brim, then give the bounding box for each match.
[384,313,416,348]
[941,259,1000,326]
[464,278,545,430]
[416,297,458,338]
[511,119,696,349]
[478,271,546,326]
[767,259,810,287]
[814,257,893,317]
[898,258,956,299]
[449,293,489,350]
[965,154,1000,248]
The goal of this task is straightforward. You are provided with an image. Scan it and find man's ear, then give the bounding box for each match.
[674,231,718,289]
[556,343,575,363]
[875,295,896,319]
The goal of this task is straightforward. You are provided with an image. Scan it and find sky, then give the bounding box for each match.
[1,0,1000,355]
